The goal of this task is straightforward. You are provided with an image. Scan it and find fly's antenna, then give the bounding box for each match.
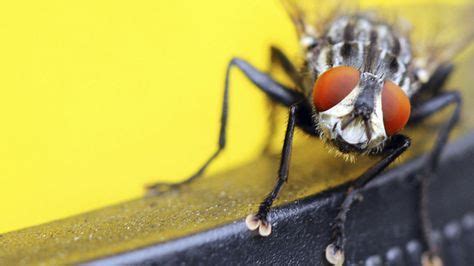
[341,114,356,130]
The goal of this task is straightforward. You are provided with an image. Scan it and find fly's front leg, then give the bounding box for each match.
[326,135,411,266]
[408,91,462,266]
[246,104,297,236]
[146,58,304,195]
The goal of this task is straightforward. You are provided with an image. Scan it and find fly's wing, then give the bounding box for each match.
[280,0,359,39]
[281,0,473,85]
[280,0,361,95]
[362,1,474,75]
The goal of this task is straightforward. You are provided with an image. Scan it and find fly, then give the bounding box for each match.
[147,1,473,265]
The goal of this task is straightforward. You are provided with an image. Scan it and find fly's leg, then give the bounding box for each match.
[409,91,462,266]
[146,58,304,195]
[413,64,454,100]
[269,46,305,89]
[262,46,304,155]
[326,135,411,266]
[326,89,461,266]
[246,104,297,236]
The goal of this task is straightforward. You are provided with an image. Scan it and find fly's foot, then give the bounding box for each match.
[422,252,443,266]
[245,214,272,236]
[325,243,345,266]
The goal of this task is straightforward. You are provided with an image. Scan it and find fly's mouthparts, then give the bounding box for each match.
[339,114,373,143]
[341,115,356,130]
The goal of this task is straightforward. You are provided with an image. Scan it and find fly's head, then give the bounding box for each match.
[312,66,411,154]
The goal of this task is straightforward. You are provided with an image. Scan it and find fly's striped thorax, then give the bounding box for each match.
[306,14,416,96]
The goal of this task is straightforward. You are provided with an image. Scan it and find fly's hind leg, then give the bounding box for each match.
[268,46,305,90]
[325,135,411,266]
[409,61,461,265]
[413,63,454,100]
[146,58,305,195]
[408,91,462,266]
[262,46,305,155]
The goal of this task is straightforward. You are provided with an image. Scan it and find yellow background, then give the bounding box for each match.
[0,0,467,234]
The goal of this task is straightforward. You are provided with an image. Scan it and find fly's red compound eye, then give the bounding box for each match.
[382,80,411,135]
[313,66,360,112]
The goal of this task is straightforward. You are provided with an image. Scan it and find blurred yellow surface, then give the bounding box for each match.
[0,0,297,234]
[0,0,468,234]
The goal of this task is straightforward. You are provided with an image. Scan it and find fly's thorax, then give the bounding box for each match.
[303,14,415,96]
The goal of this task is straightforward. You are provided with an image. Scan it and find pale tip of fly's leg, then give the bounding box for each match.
[258,220,272,237]
[245,214,260,231]
[422,253,443,266]
[325,243,345,266]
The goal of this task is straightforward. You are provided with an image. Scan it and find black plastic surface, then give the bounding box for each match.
[87,132,474,266]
